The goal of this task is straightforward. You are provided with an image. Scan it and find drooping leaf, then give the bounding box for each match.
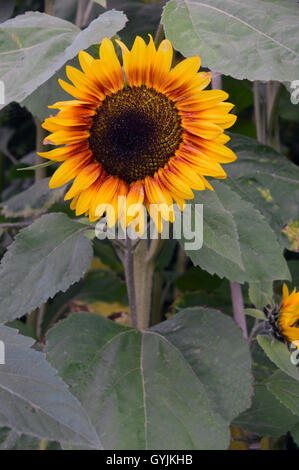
[46,312,230,450]
[162,0,299,81]
[0,213,93,324]
[0,177,64,218]
[0,326,101,448]
[0,10,127,108]
[181,182,290,283]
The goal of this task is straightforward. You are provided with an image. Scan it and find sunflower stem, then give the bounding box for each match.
[124,235,138,328]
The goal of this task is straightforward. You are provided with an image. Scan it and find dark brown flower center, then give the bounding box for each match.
[88,86,183,185]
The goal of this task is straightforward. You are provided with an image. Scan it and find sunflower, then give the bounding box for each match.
[279,284,299,348]
[38,36,237,232]
[264,283,299,349]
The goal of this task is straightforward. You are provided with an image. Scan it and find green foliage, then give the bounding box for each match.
[162,0,299,81]
[0,213,93,323]
[0,10,127,107]
[234,384,298,437]
[226,133,299,250]
[267,370,299,417]
[233,341,299,437]
[248,282,273,309]
[0,177,64,218]
[46,309,252,449]
[0,325,101,449]
[181,182,290,282]
[258,336,299,382]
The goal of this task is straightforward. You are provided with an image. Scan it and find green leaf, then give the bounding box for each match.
[46,312,230,450]
[0,10,127,108]
[181,182,290,282]
[0,213,93,324]
[23,55,78,121]
[74,270,128,306]
[175,266,222,292]
[174,289,232,315]
[94,0,107,7]
[258,336,299,382]
[226,133,299,250]
[267,370,299,417]
[16,161,54,171]
[248,282,273,309]
[5,319,36,339]
[0,177,64,218]
[152,307,252,423]
[0,326,101,448]
[243,308,265,320]
[233,384,298,437]
[162,0,299,81]
[93,238,123,272]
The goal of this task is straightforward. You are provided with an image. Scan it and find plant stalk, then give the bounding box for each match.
[123,236,138,328]
[230,282,248,339]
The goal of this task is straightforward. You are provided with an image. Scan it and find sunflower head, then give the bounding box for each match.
[38,35,237,233]
[264,283,299,349]
[279,283,299,348]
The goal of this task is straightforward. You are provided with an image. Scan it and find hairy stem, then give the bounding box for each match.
[124,236,138,328]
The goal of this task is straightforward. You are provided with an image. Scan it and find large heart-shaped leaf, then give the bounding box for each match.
[0,326,101,448]
[46,312,233,450]
[0,10,127,108]
[162,0,299,81]
[0,213,93,324]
